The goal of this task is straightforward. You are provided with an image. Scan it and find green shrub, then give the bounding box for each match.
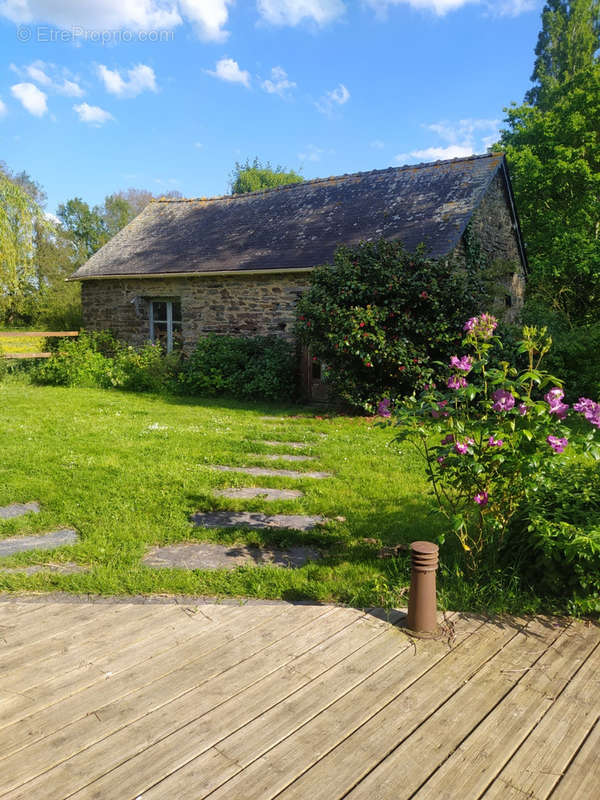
[296,239,489,411]
[179,335,296,401]
[109,343,180,393]
[34,332,114,388]
[0,345,7,383]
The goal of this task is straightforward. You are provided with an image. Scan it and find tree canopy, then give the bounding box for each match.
[230,157,303,195]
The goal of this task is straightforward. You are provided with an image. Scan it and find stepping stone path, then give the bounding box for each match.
[209,465,332,479]
[0,501,40,520]
[0,529,78,558]
[190,511,325,531]
[214,488,303,501]
[250,454,314,463]
[143,543,320,570]
[0,563,87,575]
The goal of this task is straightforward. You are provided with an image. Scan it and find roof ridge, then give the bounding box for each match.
[153,151,505,205]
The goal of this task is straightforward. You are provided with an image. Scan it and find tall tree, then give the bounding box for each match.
[57,198,108,263]
[230,157,303,195]
[527,0,600,107]
[0,172,43,323]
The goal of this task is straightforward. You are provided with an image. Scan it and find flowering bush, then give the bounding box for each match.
[296,239,489,410]
[388,315,600,580]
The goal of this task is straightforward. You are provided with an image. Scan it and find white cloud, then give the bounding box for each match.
[257,0,345,26]
[11,82,47,116]
[207,58,250,88]
[0,0,233,41]
[11,60,85,97]
[394,117,500,164]
[98,64,157,98]
[316,82,350,115]
[73,102,114,125]
[0,97,6,116]
[178,0,233,41]
[298,144,325,162]
[365,0,533,16]
[25,60,52,86]
[58,79,84,97]
[261,66,296,97]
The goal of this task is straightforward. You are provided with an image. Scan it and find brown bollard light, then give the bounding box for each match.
[405,541,440,638]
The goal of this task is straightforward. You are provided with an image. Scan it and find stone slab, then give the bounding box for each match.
[0,529,78,558]
[0,502,41,520]
[250,454,314,463]
[214,488,304,501]
[259,441,308,449]
[209,465,332,479]
[190,511,325,531]
[142,543,321,570]
[0,563,87,575]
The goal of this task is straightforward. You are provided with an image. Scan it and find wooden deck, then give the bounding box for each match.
[0,597,598,800]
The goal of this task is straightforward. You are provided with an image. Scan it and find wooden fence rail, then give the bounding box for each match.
[0,331,79,359]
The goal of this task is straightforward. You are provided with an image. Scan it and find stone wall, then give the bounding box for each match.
[453,171,527,320]
[81,272,311,351]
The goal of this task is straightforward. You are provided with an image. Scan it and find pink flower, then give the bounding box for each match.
[518,403,528,416]
[547,435,568,454]
[447,375,468,390]
[487,436,503,447]
[492,389,515,412]
[573,397,600,428]
[463,313,498,339]
[454,438,474,455]
[450,355,473,374]
[545,387,569,419]
[474,492,489,506]
[437,456,446,465]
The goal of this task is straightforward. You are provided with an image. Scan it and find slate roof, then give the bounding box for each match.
[71,153,512,280]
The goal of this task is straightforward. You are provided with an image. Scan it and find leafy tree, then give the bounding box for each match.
[296,240,489,410]
[527,0,600,108]
[230,157,303,195]
[0,172,44,324]
[57,198,109,264]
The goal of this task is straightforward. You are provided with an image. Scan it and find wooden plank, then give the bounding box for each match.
[342,617,572,800]
[0,603,246,726]
[198,613,502,800]
[72,613,407,799]
[411,619,600,800]
[2,353,51,359]
[0,604,337,797]
[549,717,600,800]
[0,603,281,759]
[481,636,600,799]
[0,331,79,338]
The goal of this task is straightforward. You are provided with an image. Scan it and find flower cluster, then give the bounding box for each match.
[491,389,515,412]
[450,355,473,373]
[573,397,600,428]
[454,437,474,455]
[447,375,468,390]
[547,435,569,454]
[377,398,392,418]
[463,313,498,339]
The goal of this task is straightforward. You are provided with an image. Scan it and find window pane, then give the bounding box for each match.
[172,302,182,322]
[152,301,167,321]
[153,322,168,348]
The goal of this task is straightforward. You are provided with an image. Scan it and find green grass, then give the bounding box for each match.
[0,380,545,613]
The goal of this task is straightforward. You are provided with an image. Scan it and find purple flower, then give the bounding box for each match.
[437,456,446,465]
[463,313,498,339]
[474,492,489,506]
[573,397,600,428]
[545,387,569,419]
[377,398,392,418]
[447,375,468,390]
[453,437,474,455]
[450,355,473,374]
[441,434,454,445]
[518,403,528,416]
[491,389,515,412]
[547,435,568,454]
[432,400,449,419]
[487,436,503,447]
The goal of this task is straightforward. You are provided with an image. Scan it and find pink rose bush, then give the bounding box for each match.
[389,316,600,566]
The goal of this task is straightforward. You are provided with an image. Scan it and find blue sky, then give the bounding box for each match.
[0,1,544,215]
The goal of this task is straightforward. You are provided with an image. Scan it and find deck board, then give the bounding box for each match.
[0,599,597,800]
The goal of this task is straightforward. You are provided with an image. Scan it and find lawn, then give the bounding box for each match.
[0,380,448,607]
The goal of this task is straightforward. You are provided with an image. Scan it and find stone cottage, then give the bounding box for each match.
[71,153,527,360]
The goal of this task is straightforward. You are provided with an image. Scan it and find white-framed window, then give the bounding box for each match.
[149,299,182,353]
